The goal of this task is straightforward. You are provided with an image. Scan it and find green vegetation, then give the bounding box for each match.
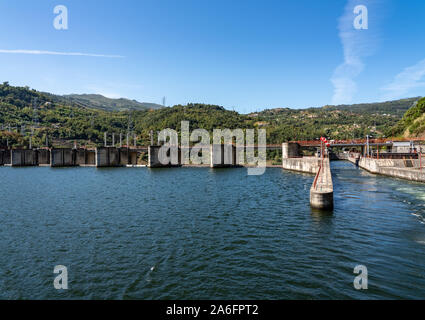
[47,93,164,112]
[0,82,422,149]
[249,98,417,142]
[391,97,425,138]
[322,98,418,117]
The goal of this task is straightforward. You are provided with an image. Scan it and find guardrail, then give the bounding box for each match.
[312,164,322,190]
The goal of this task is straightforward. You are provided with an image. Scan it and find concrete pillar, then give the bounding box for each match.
[96,147,109,167]
[282,143,301,159]
[75,149,96,166]
[119,148,129,166]
[148,146,181,168]
[51,149,76,167]
[2,150,11,165]
[63,149,75,166]
[86,150,96,166]
[37,149,50,166]
[210,144,237,168]
[11,149,37,167]
[95,147,123,167]
[129,150,138,165]
[24,150,36,166]
[310,158,334,210]
[310,190,334,210]
[110,148,120,166]
[11,149,24,166]
[50,149,63,167]
[75,149,86,166]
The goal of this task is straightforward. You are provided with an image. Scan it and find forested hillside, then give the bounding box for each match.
[391,97,425,138]
[50,94,164,112]
[0,82,422,148]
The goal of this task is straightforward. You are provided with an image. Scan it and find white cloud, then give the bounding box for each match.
[331,0,379,105]
[381,58,425,100]
[0,49,124,58]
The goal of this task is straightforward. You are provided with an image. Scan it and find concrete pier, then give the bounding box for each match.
[148,145,181,168]
[0,150,9,166]
[348,155,425,183]
[282,143,319,174]
[282,157,320,174]
[119,148,130,166]
[75,149,96,166]
[51,148,76,167]
[37,149,51,166]
[210,144,237,168]
[96,147,123,167]
[11,149,37,167]
[310,158,334,210]
[129,150,139,166]
[282,142,301,159]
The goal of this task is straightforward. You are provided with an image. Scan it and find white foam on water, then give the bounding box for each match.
[411,213,425,225]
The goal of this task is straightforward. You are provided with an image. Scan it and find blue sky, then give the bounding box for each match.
[0,0,424,113]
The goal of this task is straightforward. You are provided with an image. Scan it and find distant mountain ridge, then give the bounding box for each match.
[46,93,164,112]
[253,97,420,118]
[322,97,421,117]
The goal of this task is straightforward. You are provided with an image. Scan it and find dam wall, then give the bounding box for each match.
[10,149,37,167]
[282,157,320,174]
[210,144,238,168]
[0,150,10,166]
[281,142,319,174]
[348,155,425,183]
[96,147,123,167]
[282,143,301,159]
[94,147,146,167]
[119,148,130,166]
[75,149,96,166]
[129,150,140,166]
[37,149,50,166]
[148,146,181,168]
[51,148,76,167]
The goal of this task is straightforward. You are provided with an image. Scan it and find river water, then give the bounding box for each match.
[0,161,424,299]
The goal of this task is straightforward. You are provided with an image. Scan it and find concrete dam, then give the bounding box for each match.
[2,139,424,211]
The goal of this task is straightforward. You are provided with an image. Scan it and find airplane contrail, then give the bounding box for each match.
[0,49,124,58]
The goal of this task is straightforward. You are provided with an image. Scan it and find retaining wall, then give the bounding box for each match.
[282,157,320,174]
[348,155,425,183]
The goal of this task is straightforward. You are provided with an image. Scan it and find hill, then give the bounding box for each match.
[322,98,419,117]
[248,97,420,142]
[0,82,422,148]
[48,93,164,112]
[391,97,425,138]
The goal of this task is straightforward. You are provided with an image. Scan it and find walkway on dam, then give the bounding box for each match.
[348,154,425,183]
